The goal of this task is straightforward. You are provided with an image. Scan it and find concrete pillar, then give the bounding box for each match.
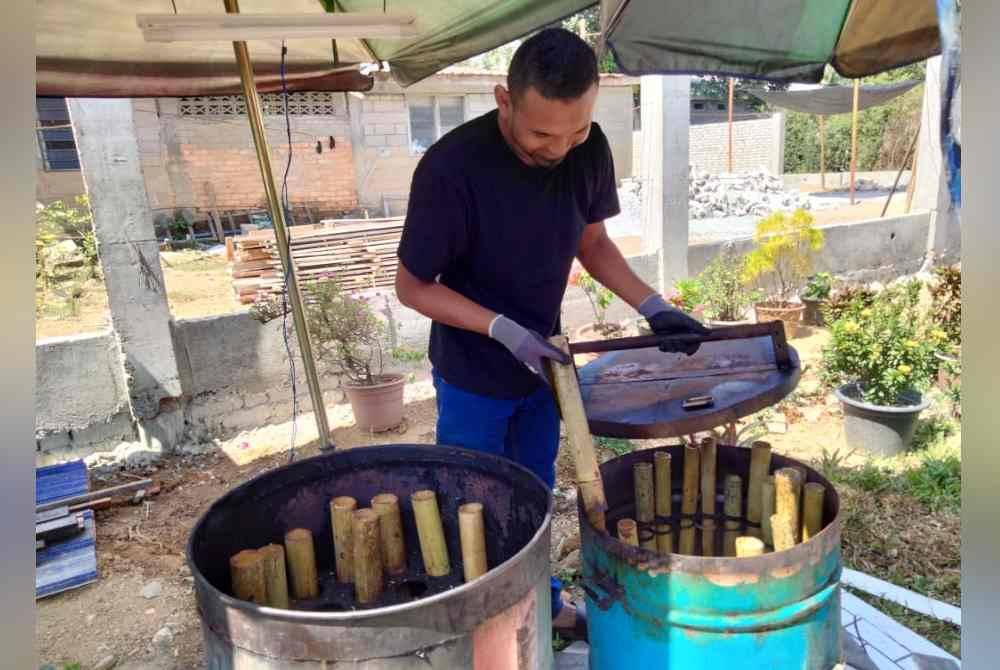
[67,99,185,451]
[913,56,961,267]
[639,75,691,292]
[345,92,371,209]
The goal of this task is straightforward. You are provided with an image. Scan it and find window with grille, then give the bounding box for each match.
[36,98,80,171]
[407,96,465,154]
[178,92,343,116]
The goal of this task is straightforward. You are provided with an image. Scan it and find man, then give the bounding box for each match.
[395,28,707,639]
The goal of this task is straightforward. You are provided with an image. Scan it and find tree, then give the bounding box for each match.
[691,76,789,112]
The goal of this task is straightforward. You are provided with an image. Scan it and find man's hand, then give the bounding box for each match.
[639,294,711,356]
[490,315,570,383]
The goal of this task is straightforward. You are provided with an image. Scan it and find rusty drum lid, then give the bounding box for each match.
[576,334,801,439]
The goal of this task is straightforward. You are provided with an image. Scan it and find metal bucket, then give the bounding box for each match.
[188,444,553,669]
[580,444,842,669]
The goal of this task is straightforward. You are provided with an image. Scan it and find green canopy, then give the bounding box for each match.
[37,0,943,96]
[36,0,593,96]
[601,0,941,82]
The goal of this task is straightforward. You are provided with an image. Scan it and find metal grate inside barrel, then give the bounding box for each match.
[188,444,554,669]
[581,440,843,669]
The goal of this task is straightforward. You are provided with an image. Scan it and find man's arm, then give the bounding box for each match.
[576,221,658,309]
[395,264,495,336]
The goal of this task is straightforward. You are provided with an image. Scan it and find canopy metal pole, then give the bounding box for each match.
[223,0,332,449]
[727,77,734,173]
[849,79,859,205]
[818,115,826,190]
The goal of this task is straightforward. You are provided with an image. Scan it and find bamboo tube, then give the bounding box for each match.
[680,443,700,555]
[258,543,290,608]
[352,509,384,605]
[746,441,771,525]
[792,466,808,487]
[774,468,802,545]
[801,482,826,542]
[654,452,672,554]
[230,549,267,604]
[284,528,319,599]
[372,493,406,576]
[634,462,656,550]
[735,536,765,557]
[761,476,776,547]
[772,513,797,552]
[411,490,451,576]
[458,502,488,582]
[546,335,607,532]
[617,518,639,546]
[700,437,717,556]
[723,474,743,557]
[330,496,357,583]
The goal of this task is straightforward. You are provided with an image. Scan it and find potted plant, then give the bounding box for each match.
[570,268,624,340]
[250,280,406,432]
[820,281,942,456]
[667,277,706,321]
[743,209,824,337]
[698,248,761,326]
[800,272,833,326]
[304,280,406,432]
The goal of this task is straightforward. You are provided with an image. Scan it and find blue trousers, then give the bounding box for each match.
[433,371,565,618]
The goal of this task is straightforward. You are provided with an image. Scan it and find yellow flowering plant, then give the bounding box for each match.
[821,281,940,406]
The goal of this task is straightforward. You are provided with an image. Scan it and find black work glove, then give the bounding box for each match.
[639,294,711,356]
[489,315,571,384]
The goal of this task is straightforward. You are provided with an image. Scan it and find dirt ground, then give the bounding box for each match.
[38,321,960,669]
[35,249,239,340]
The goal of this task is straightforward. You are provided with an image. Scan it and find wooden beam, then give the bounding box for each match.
[36,479,154,513]
[137,12,418,42]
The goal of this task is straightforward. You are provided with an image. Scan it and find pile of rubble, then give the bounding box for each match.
[613,169,817,223]
[688,168,813,220]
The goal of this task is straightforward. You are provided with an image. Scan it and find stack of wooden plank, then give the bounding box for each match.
[230,217,405,303]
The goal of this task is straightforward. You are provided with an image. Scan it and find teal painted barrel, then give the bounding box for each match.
[579,444,842,669]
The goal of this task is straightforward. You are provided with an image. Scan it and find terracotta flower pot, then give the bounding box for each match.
[754,301,805,337]
[343,374,406,432]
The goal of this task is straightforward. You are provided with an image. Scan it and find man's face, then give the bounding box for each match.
[495,83,598,169]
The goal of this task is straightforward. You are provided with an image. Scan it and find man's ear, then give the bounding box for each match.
[494,85,512,118]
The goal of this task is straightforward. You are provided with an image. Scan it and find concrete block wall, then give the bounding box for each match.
[355,94,415,209]
[173,312,346,441]
[353,76,637,211]
[35,331,136,464]
[687,114,785,175]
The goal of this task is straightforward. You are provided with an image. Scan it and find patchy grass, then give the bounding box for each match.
[845,587,961,659]
[816,403,960,657]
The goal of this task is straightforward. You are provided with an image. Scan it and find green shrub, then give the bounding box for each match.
[821,282,942,406]
[743,209,824,302]
[930,265,961,345]
[697,249,761,321]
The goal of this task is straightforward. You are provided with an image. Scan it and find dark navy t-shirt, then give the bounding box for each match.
[397,110,621,399]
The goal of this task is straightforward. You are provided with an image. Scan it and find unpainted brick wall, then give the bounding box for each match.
[168,110,357,215]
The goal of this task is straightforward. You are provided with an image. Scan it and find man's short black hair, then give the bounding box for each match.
[507,28,599,102]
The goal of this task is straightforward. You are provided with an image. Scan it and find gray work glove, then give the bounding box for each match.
[639,294,711,356]
[490,315,571,383]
